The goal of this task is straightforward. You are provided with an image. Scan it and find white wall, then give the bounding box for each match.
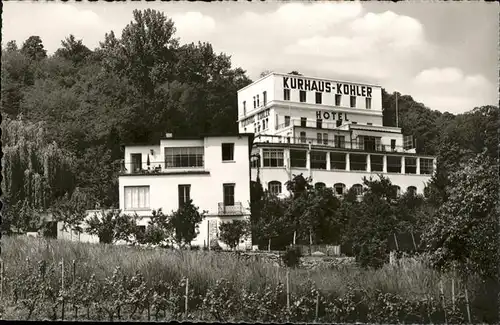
[119,135,252,249]
[238,74,275,119]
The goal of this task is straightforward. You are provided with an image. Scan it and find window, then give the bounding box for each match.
[262,119,266,130]
[322,133,328,145]
[284,89,290,101]
[165,147,204,168]
[285,116,290,127]
[370,155,383,172]
[405,157,417,174]
[334,183,346,196]
[316,119,322,129]
[420,158,434,175]
[352,184,363,196]
[310,151,327,170]
[268,181,282,195]
[387,156,402,173]
[124,186,150,210]
[263,91,267,106]
[265,118,269,130]
[335,94,342,106]
[290,150,307,168]
[317,133,323,145]
[391,139,396,151]
[391,185,401,197]
[243,101,246,116]
[315,92,322,104]
[365,97,372,109]
[253,96,256,108]
[222,143,234,161]
[300,117,307,127]
[299,132,307,143]
[131,153,142,172]
[334,135,345,148]
[407,186,417,196]
[367,122,373,126]
[352,121,357,125]
[350,154,367,171]
[362,136,381,151]
[263,149,284,167]
[223,184,235,206]
[315,182,326,190]
[256,94,260,107]
[330,152,346,170]
[178,184,191,208]
[275,114,278,130]
[299,90,306,102]
[257,124,261,132]
[350,96,356,108]
[336,120,342,127]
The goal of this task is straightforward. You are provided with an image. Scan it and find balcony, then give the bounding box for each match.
[119,162,208,176]
[253,135,407,153]
[218,202,244,216]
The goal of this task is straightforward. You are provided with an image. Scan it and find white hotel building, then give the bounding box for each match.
[237,72,436,197]
[117,134,254,249]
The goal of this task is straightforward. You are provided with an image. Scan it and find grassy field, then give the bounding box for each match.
[0,236,496,323]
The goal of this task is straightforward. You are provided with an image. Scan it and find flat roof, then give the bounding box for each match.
[237,72,382,93]
[123,133,254,146]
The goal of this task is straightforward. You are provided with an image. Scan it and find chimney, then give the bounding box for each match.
[165,133,173,138]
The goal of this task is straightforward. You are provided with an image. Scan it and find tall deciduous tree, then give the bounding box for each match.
[21,36,47,61]
[54,34,92,65]
[423,151,499,280]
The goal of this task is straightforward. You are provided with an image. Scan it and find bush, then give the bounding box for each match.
[209,239,222,251]
[282,246,302,268]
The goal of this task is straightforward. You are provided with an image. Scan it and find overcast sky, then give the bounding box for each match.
[3,1,497,114]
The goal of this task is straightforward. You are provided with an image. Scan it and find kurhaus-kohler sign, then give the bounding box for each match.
[283,76,372,97]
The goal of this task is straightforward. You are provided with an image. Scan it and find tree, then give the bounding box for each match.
[54,34,92,65]
[139,209,173,247]
[219,220,250,250]
[85,210,139,244]
[251,191,289,250]
[168,200,206,248]
[345,176,400,268]
[21,36,47,61]
[52,187,96,235]
[259,70,272,78]
[422,151,499,280]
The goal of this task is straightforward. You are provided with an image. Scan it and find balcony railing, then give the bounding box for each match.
[254,135,408,153]
[218,202,244,216]
[119,162,205,174]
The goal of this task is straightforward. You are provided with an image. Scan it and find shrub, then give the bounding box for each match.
[282,246,302,268]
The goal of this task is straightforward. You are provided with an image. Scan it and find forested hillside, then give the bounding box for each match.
[1,9,498,234]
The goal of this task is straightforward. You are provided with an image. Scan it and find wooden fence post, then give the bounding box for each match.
[286,269,290,317]
[61,258,65,321]
[393,233,400,251]
[0,260,3,299]
[439,278,447,324]
[315,290,319,322]
[464,283,471,324]
[451,277,455,312]
[184,278,189,319]
[72,260,77,320]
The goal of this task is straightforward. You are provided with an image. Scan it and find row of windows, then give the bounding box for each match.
[242,91,268,116]
[131,143,237,172]
[283,89,371,109]
[253,149,434,174]
[266,181,416,197]
[124,184,236,210]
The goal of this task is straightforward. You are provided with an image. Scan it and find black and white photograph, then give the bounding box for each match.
[1,1,498,323]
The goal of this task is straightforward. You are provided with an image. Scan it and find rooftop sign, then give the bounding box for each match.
[283,76,372,97]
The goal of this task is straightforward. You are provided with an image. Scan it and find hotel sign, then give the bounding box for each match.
[283,76,372,97]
